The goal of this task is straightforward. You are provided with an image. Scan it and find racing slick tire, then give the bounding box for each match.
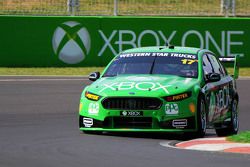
[215,99,239,137]
[185,97,207,138]
[196,97,207,138]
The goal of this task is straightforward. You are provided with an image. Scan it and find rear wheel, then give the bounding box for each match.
[215,99,239,136]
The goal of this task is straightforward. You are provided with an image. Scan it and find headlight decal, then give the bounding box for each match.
[79,103,83,112]
[85,91,101,101]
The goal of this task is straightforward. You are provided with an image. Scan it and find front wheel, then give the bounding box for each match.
[196,98,207,138]
[186,97,206,138]
[215,99,239,137]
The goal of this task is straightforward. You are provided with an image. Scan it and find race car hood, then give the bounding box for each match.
[86,75,199,97]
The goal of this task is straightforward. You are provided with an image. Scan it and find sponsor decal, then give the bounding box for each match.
[52,21,91,64]
[98,30,244,57]
[173,93,188,101]
[122,111,128,116]
[126,76,166,81]
[99,82,170,94]
[172,119,187,128]
[165,92,191,102]
[165,103,179,115]
[119,52,197,59]
[208,92,216,122]
[208,85,230,121]
[88,102,99,115]
[83,118,93,128]
[181,59,198,64]
[52,24,244,65]
[120,111,143,117]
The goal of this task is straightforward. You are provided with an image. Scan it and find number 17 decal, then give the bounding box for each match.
[181,59,198,65]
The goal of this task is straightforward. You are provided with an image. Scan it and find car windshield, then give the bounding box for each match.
[103,52,198,78]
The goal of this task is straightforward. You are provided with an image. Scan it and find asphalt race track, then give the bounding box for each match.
[0,76,249,167]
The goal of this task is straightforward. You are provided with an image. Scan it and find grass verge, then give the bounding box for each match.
[0,67,249,76]
[227,68,250,77]
[227,131,250,143]
[0,67,105,76]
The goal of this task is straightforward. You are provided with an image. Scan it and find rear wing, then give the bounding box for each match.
[219,55,239,79]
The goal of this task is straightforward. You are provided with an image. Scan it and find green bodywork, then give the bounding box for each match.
[79,46,238,133]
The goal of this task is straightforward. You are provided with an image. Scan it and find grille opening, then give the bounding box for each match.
[102,97,162,110]
[113,117,152,129]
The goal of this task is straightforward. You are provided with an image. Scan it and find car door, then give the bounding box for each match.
[207,54,231,124]
[202,53,230,125]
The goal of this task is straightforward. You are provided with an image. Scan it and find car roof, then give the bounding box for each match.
[121,46,201,55]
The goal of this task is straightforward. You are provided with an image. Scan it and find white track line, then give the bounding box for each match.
[0,78,89,82]
[0,75,88,77]
[159,141,183,150]
[0,76,249,82]
[178,137,226,141]
[160,138,250,153]
[0,75,250,79]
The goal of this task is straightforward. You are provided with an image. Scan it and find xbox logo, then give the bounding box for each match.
[122,111,128,116]
[52,21,91,64]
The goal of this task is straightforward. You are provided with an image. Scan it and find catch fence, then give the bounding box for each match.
[0,0,249,16]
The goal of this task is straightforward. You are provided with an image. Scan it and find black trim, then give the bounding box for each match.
[102,97,163,110]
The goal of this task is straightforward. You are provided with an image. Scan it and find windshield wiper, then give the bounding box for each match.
[149,54,157,74]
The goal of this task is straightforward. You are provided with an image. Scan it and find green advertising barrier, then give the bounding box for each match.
[0,16,249,67]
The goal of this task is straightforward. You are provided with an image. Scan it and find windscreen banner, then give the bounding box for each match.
[0,16,249,67]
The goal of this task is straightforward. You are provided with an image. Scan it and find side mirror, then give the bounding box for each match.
[89,72,100,81]
[207,73,221,82]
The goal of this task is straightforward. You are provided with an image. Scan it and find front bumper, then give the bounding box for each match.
[79,95,198,133]
[79,115,197,132]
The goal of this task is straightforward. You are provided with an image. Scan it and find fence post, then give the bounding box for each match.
[67,0,79,16]
[232,0,236,16]
[67,0,71,15]
[221,0,224,14]
[73,0,79,16]
[222,0,230,17]
[114,0,118,16]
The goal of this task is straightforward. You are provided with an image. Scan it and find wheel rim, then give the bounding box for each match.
[200,100,206,133]
[232,100,239,132]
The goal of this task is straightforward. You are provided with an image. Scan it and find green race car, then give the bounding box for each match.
[79,46,239,137]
